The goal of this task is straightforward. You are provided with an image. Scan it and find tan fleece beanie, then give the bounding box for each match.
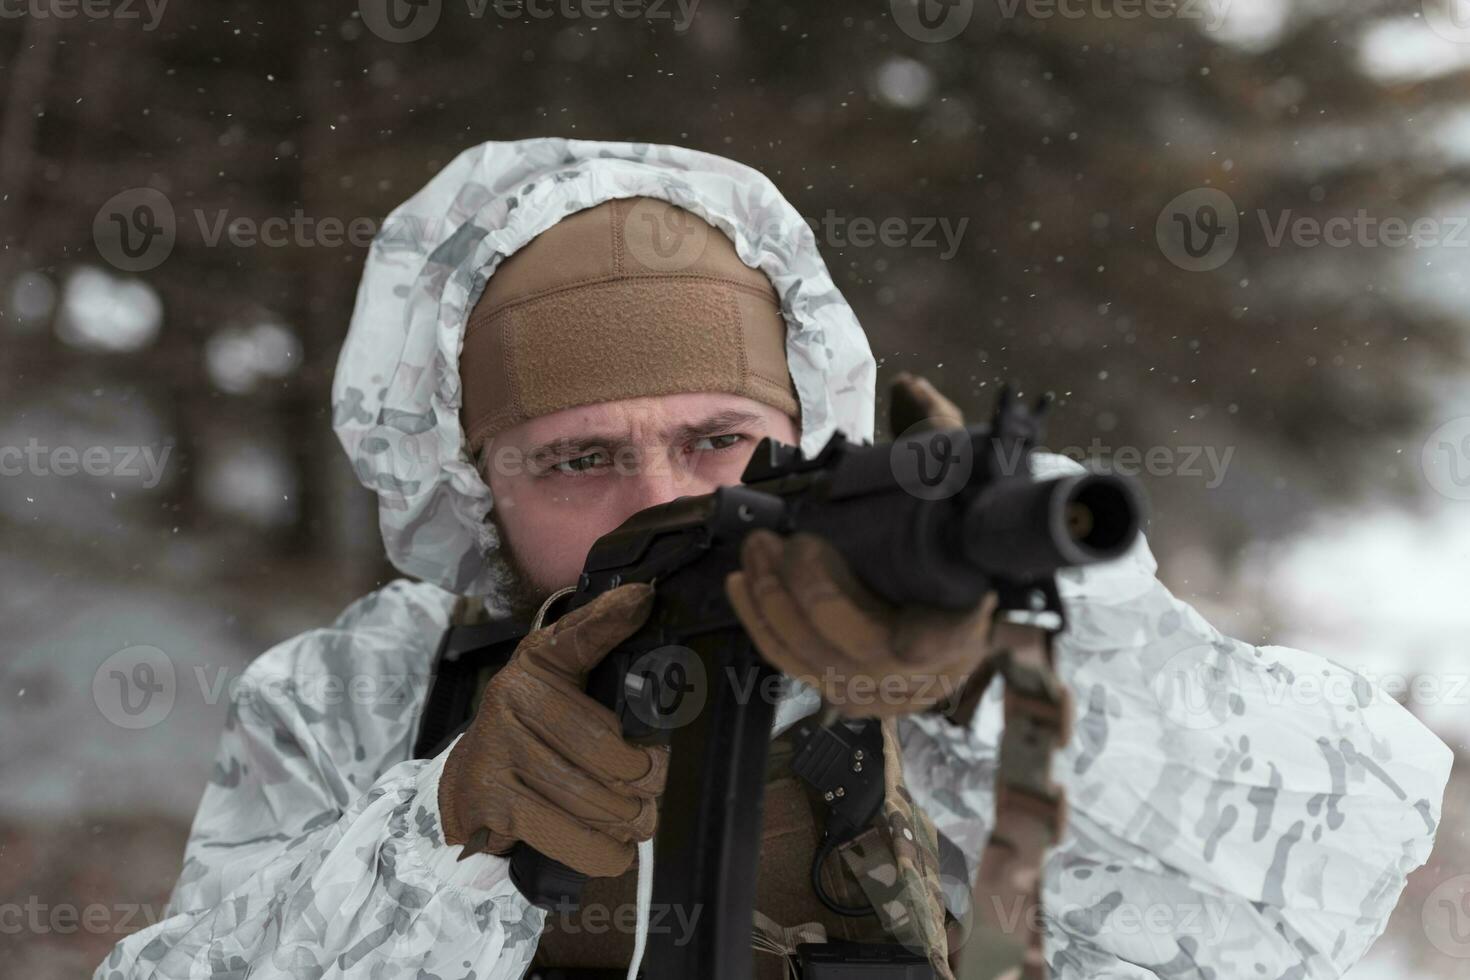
[460,196,800,452]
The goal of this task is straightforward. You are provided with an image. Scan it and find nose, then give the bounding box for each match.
[618,453,714,517]
[624,470,700,512]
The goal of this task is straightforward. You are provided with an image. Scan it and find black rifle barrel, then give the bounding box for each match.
[962,472,1141,581]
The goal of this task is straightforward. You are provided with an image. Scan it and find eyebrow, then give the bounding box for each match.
[668,409,766,446]
[523,409,768,466]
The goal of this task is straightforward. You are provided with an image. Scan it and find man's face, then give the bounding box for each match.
[481,391,799,598]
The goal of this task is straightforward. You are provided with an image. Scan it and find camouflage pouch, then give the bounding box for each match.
[837,717,956,980]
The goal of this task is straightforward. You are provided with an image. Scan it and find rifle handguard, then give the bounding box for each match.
[509,844,587,910]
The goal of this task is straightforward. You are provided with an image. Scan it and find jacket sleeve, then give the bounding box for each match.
[900,453,1453,980]
[94,580,545,980]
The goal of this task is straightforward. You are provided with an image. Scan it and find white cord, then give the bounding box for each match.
[625,838,655,980]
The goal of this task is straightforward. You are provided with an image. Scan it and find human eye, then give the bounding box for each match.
[552,449,612,475]
[689,433,746,453]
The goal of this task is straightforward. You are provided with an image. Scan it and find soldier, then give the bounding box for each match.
[97,139,1451,980]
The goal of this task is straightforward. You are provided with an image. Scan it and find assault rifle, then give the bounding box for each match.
[414,389,1145,980]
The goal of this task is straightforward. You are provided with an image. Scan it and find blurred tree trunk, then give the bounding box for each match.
[0,14,60,281]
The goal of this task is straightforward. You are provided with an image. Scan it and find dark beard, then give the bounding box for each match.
[486,508,554,625]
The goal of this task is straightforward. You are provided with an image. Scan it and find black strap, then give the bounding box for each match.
[412,617,527,760]
[799,940,934,979]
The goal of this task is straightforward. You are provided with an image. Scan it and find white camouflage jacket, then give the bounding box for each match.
[96,139,1451,980]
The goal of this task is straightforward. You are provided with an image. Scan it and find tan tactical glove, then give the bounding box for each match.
[887,370,966,435]
[438,583,668,878]
[724,373,997,718]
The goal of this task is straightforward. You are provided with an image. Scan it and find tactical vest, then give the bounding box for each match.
[530,719,954,980]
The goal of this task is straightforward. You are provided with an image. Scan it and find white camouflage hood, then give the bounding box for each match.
[332,138,876,602]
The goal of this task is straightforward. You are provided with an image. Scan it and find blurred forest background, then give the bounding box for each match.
[3,0,1469,976]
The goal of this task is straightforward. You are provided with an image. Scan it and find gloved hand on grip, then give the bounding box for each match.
[438,583,668,878]
[725,373,998,719]
[725,530,997,718]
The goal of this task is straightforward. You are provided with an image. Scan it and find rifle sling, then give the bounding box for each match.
[947,622,1069,980]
